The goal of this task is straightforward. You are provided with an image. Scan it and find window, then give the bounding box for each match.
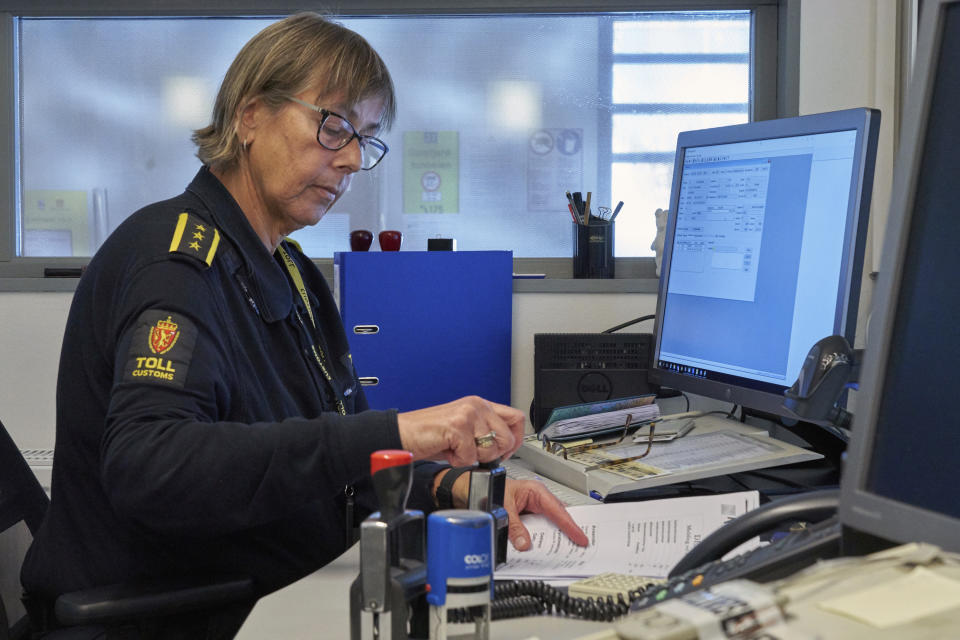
[1,2,782,283]
[607,13,751,257]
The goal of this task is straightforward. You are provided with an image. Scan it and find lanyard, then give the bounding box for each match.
[277,243,316,328]
[277,243,346,416]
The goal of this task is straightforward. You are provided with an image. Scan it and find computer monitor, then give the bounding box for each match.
[839,0,960,555]
[649,108,881,418]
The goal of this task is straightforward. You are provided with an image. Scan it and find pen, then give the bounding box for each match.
[609,201,624,222]
[572,191,584,221]
[584,191,592,226]
[566,192,583,224]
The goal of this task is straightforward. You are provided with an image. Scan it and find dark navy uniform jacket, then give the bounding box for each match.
[22,167,440,600]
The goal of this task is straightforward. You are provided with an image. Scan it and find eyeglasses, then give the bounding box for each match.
[553,413,659,472]
[583,419,657,472]
[286,97,389,170]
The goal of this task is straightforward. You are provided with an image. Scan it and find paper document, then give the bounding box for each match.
[497,491,760,584]
[817,566,960,628]
[568,431,787,482]
[501,458,597,506]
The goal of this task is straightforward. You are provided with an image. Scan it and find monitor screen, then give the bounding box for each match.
[840,0,960,553]
[649,108,880,417]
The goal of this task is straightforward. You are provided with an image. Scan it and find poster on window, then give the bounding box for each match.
[22,190,90,257]
[527,128,583,211]
[403,131,459,214]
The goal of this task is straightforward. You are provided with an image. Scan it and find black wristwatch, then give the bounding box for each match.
[435,467,472,509]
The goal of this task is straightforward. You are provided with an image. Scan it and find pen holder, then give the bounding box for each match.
[573,221,614,279]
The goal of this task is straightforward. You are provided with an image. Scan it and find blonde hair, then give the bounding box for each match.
[192,13,396,171]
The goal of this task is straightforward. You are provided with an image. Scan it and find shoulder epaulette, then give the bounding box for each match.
[168,212,220,267]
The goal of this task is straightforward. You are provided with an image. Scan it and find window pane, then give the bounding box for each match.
[611,162,675,257]
[613,63,749,104]
[613,113,748,153]
[614,14,750,54]
[20,18,270,258]
[18,10,755,261]
[609,10,750,257]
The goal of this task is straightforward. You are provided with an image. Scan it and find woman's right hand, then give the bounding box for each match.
[396,396,525,466]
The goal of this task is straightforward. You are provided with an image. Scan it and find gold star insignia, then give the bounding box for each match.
[170,213,220,268]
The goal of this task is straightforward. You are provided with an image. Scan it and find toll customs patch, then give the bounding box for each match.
[122,309,198,389]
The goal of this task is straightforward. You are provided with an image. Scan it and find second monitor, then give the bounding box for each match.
[650,108,881,419]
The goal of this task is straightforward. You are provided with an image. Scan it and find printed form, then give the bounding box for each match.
[670,160,769,302]
[568,431,792,482]
[497,491,760,584]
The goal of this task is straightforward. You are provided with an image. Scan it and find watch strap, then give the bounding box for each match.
[436,466,472,509]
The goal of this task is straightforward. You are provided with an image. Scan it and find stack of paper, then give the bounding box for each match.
[541,396,660,442]
[497,491,761,585]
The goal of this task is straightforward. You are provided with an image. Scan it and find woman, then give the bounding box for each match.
[22,12,586,638]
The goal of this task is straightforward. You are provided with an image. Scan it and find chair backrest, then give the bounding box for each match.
[0,419,50,640]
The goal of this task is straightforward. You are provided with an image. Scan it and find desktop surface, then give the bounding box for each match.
[237,538,960,639]
[236,544,613,640]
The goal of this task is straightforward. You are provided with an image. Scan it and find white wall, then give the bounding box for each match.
[0,2,901,449]
[799,0,899,352]
[0,292,73,448]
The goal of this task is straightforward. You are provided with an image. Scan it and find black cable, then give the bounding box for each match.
[821,423,850,443]
[448,579,650,623]
[688,409,736,421]
[823,408,852,442]
[601,314,655,334]
[726,473,754,493]
[736,468,811,490]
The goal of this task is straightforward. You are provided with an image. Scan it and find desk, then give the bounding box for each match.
[235,539,960,638]
[236,544,612,639]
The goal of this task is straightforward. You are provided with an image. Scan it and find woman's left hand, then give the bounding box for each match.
[503,478,589,551]
[433,471,590,551]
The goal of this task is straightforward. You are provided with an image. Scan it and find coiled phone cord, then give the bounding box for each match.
[448,579,649,624]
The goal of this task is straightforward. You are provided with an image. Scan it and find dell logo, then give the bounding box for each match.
[580,383,608,393]
[578,372,612,402]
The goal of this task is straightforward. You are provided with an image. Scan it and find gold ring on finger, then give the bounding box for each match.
[474,431,497,448]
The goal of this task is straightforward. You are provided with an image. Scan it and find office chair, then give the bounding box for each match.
[0,419,255,640]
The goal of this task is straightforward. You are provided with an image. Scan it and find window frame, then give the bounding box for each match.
[0,0,792,292]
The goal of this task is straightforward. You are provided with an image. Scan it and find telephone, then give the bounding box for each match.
[622,489,841,614]
[671,488,840,576]
[448,490,841,627]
